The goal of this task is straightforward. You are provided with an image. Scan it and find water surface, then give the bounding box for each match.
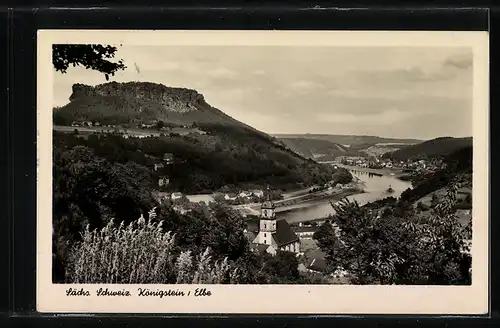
[277,170,412,224]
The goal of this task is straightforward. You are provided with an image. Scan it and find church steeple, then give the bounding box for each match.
[261,185,276,219]
[257,185,276,245]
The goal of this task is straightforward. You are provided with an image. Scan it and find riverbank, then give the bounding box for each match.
[276,189,363,214]
[237,185,364,217]
[276,169,412,224]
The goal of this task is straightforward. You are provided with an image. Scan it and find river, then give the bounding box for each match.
[276,169,413,224]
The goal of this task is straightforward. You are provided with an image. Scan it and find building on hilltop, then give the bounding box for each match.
[250,188,300,255]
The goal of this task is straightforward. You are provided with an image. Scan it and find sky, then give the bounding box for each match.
[53,45,473,140]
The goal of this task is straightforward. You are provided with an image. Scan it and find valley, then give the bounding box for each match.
[52,80,473,287]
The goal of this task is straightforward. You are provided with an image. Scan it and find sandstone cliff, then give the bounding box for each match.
[54,81,245,127]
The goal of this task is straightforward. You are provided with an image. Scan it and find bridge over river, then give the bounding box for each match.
[322,163,416,178]
[234,185,363,217]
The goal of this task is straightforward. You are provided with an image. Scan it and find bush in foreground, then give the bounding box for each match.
[66,209,239,284]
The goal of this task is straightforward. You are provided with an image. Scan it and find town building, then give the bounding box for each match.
[250,192,300,255]
[224,193,238,201]
[239,191,253,199]
[163,153,175,164]
[158,176,170,187]
[252,190,265,198]
[307,257,327,273]
[154,163,165,171]
[171,192,183,200]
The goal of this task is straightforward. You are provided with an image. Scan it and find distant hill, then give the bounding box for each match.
[276,137,416,161]
[277,138,348,161]
[272,134,422,147]
[383,137,473,161]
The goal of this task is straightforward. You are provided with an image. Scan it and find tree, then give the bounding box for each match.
[156,120,165,129]
[313,182,471,285]
[53,44,126,80]
[265,251,301,284]
[431,193,439,207]
[332,168,353,185]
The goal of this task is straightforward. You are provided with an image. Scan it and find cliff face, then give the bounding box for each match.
[69,82,207,114]
[55,81,242,126]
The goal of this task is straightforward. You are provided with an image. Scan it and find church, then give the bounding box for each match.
[248,193,301,256]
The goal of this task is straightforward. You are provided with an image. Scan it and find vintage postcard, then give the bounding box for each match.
[37,30,489,314]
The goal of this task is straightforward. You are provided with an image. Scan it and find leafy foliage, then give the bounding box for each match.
[66,213,239,284]
[278,137,348,160]
[398,145,472,205]
[60,203,304,284]
[234,250,303,284]
[53,44,126,80]
[331,168,353,185]
[52,131,312,283]
[157,201,248,261]
[53,128,341,194]
[313,181,472,285]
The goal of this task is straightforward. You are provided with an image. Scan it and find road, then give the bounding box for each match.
[282,186,319,199]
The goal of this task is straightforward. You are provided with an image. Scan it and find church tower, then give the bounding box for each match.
[256,187,277,245]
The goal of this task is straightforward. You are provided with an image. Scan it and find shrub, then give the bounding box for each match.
[65,209,239,284]
[417,201,429,211]
[314,181,471,285]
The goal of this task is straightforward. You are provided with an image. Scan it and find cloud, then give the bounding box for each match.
[252,70,266,75]
[156,61,182,71]
[358,66,458,84]
[290,80,325,91]
[316,108,416,125]
[443,54,473,70]
[53,45,473,139]
[206,68,239,79]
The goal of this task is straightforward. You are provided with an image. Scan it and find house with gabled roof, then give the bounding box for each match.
[250,189,300,255]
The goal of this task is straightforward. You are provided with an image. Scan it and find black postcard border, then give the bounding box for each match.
[4,3,495,327]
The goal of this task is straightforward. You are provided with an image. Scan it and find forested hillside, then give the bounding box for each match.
[383,137,472,161]
[277,137,348,160]
[52,123,343,284]
[313,145,473,285]
[54,123,339,194]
